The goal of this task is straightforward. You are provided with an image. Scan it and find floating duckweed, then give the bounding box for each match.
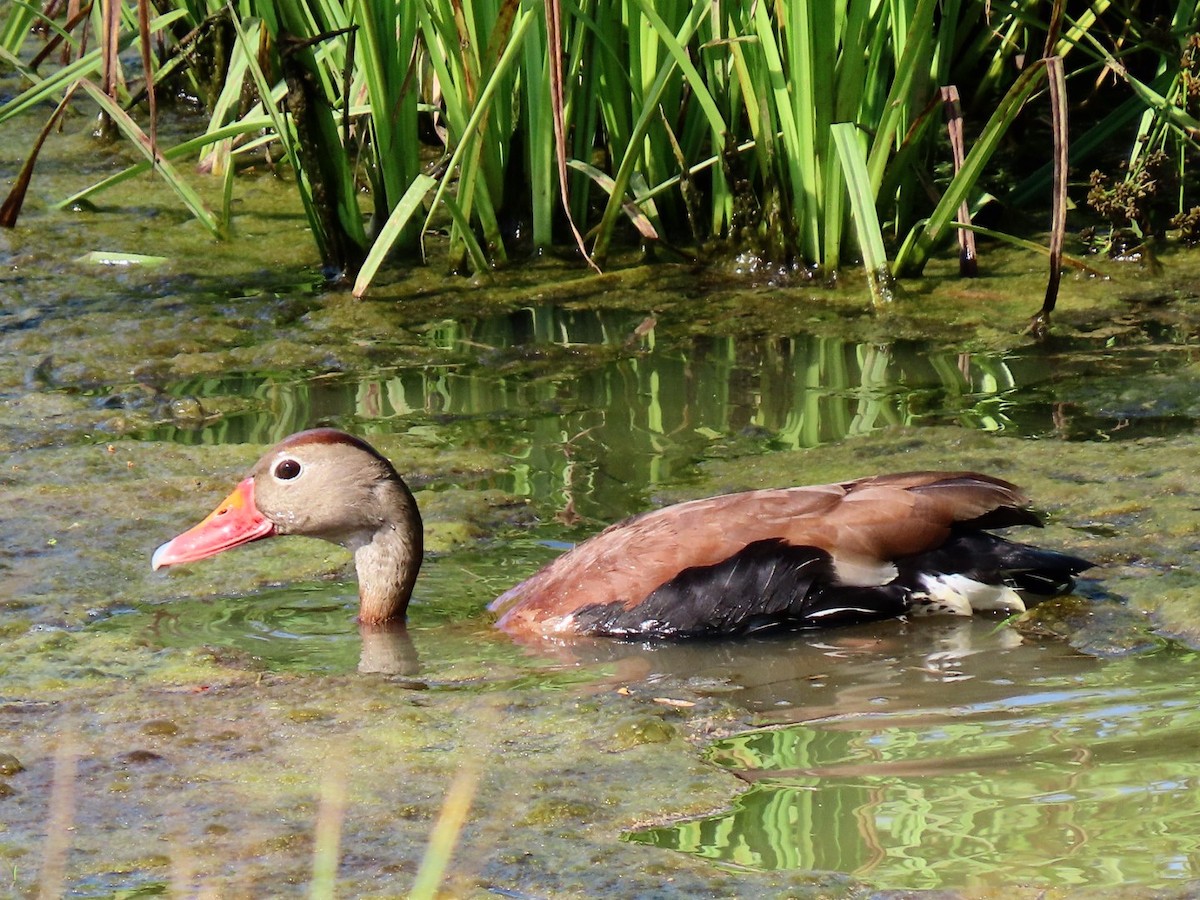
[1016,596,1166,657]
[611,715,677,749]
[0,753,23,776]
[522,798,601,825]
[121,750,165,765]
[285,707,330,723]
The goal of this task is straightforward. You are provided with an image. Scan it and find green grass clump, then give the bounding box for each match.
[3,1,1199,296]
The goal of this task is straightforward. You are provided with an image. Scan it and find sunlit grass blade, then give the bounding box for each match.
[440,192,491,274]
[408,760,482,900]
[592,0,711,264]
[419,1,538,272]
[35,733,78,900]
[1,0,38,54]
[864,0,937,193]
[265,2,368,274]
[567,159,660,239]
[629,0,727,138]
[227,13,328,263]
[198,24,263,174]
[309,759,348,900]
[353,173,438,297]
[831,122,891,306]
[543,0,595,266]
[55,117,273,209]
[0,44,111,125]
[77,77,223,238]
[956,223,1105,277]
[749,0,805,246]
[894,59,1048,276]
[351,0,421,247]
[2,0,1196,285]
[75,250,169,266]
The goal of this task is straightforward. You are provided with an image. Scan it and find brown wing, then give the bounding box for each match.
[490,471,1035,637]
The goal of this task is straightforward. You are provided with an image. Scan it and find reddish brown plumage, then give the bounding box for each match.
[154,431,1091,640]
[488,472,1042,637]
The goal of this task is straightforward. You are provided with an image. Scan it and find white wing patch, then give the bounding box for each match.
[909,573,1026,617]
[832,556,899,587]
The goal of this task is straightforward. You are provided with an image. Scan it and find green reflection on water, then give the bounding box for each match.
[141,307,1200,519]
[629,649,1200,890]
[142,310,1045,522]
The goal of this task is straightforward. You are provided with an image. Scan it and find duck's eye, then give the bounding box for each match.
[273,458,302,481]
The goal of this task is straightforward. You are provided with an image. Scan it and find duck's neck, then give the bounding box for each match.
[353,510,423,625]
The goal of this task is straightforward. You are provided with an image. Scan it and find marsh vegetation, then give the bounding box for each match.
[4,1,1200,300]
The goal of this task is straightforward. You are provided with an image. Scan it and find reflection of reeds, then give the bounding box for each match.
[310,758,349,900]
[36,733,78,900]
[147,311,1020,519]
[409,759,483,900]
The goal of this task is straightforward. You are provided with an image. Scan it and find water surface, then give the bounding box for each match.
[5,91,1200,896]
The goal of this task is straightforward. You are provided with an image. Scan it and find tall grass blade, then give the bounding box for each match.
[0,44,109,125]
[420,1,537,271]
[353,173,437,297]
[56,117,272,209]
[351,0,421,247]
[309,759,348,900]
[545,0,594,267]
[592,0,711,264]
[227,13,328,263]
[0,88,76,227]
[137,0,157,159]
[864,0,937,193]
[408,761,482,900]
[36,734,78,900]
[1,0,38,55]
[939,86,976,276]
[831,122,891,307]
[440,192,491,274]
[78,77,224,238]
[957,223,1104,276]
[894,60,1048,276]
[268,5,367,274]
[567,158,660,239]
[1030,56,1069,337]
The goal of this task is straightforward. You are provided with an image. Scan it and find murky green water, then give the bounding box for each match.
[6,77,1200,897]
[624,625,1200,890]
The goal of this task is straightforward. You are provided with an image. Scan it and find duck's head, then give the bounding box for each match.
[152,428,423,624]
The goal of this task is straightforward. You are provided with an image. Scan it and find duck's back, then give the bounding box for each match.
[490,471,1090,639]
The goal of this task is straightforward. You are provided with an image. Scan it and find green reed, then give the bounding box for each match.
[2,0,1198,294]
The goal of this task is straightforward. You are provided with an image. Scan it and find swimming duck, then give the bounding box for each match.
[152,428,1092,639]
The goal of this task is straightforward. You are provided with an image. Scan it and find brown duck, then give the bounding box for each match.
[152,428,1092,639]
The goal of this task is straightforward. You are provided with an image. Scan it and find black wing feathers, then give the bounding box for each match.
[572,540,909,638]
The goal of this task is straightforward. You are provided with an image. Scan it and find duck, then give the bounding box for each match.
[151,428,1093,639]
